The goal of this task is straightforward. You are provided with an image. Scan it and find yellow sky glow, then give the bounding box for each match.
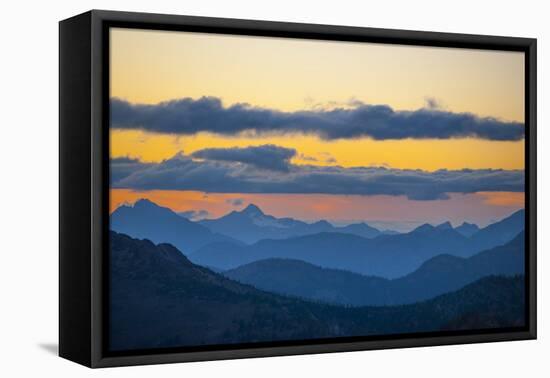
[110,28,525,173]
[110,28,524,122]
[111,129,524,171]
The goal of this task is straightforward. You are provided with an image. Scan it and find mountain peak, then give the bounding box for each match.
[412,223,435,233]
[436,221,453,230]
[454,221,480,237]
[312,220,332,227]
[133,198,157,208]
[510,208,525,218]
[241,204,264,216]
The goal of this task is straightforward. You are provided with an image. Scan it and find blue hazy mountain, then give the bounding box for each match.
[225,231,524,306]
[469,209,525,248]
[191,210,524,278]
[455,222,481,237]
[381,229,401,235]
[199,204,381,243]
[435,221,453,230]
[110,231,525,351]
[110,199,239,254]
[191,229,467,278]
[337,222,383,238]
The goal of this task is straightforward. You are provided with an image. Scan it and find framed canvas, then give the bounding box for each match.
[59,10,537,368]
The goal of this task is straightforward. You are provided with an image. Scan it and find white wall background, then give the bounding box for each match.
[0,0,547,376]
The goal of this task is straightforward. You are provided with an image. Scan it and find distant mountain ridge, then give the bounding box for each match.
[110,231,525,351]
[455,222,481,237]
[469,209,525,250]
[198,203,525,248]
[200,203,383,243]
[224,231,525,306]
[110,199,239,254]
[191,209,524,278]
[110,199,524,278]
[436,221,453,230]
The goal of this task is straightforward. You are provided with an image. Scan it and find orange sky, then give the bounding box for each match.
[110,189,524,230]
[109,28,525,226]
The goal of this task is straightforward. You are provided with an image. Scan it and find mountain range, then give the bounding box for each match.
[110,199,524,278]
[200,203,382,243]
[455,222,481,237]
[191,209,524,278]
[110,199,240,254]
[110,231,525,351]
[224,231,525,306]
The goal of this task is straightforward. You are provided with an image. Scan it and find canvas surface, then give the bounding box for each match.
[107,28,526,352]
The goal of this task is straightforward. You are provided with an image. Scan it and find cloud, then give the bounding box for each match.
[192,144,296,172]
[298,152,337,164]
[424,97,442,110]
[226,198,244,206]
[319,152,337,163]
[111,97,524,141]
[298,154,319,163]
[110,156,154,183]
[110,150,524,200]
[178,209,211,220]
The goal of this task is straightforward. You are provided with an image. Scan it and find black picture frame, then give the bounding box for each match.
[59,9,537,368]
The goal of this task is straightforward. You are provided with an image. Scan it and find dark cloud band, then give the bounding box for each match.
[111,97,524,141]
[192,144,296,172]
[111,149,524,200]
[110,157,154,183]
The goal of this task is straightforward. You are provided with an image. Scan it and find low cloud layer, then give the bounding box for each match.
[111,147,524,200]
[110,157,154,183]
[178,209,211,221]
[192,144,296,172]
[226,198,244,207]
[111,97,524,141]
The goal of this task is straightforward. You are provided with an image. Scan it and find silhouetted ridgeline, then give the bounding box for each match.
[191,209,524,278]
[110,199,241,254]
[110,232,525,351]
[110,199,524,278]
[200,203,382,243]
[224,231,525,306]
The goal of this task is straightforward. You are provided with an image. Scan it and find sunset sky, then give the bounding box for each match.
[109,27,525,230]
